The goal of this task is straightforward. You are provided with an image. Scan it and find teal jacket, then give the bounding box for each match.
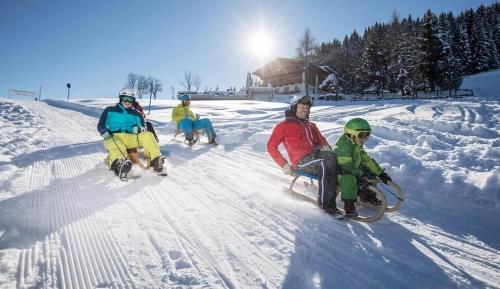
[334,134,382,176]
[97,103,144,134]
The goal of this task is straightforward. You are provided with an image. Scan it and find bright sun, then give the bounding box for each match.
[248,31,274,58]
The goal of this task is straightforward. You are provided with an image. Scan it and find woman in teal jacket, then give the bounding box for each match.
[97,89,164,178]
[334,118,392,217]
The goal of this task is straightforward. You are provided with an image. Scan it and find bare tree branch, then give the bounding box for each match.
[152,78,162,99]
[297,28,317,63]
[180,70,194,91]
[125,73,139,91]
[136,75,148,99]
[194,75,201,91]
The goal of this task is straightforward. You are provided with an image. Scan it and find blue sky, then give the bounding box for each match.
[0,0,496,100]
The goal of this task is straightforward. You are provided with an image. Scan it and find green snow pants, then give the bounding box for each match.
[103,131,161,167]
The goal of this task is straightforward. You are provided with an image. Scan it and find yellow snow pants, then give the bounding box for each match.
[103,131,161,167]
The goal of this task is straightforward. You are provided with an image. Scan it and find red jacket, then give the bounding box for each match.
[267,118,329,167]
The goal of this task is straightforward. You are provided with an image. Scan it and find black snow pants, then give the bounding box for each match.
[297,149,338,210]
[146,121,159,142]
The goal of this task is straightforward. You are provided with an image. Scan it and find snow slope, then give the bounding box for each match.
[461,68,500,100]
[0,95,499,288]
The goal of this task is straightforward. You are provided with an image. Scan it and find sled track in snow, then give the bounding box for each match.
[9,102,137,289]
[164,148,383,285]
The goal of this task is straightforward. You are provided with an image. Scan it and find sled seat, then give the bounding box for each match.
[173,129,202,140]
[292,169,318,180]
[289,169,319,192]
[126,148,149,169]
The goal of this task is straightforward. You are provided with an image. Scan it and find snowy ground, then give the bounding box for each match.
[0,87,499,288]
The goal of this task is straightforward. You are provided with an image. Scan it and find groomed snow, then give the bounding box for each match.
[0,72,499,288]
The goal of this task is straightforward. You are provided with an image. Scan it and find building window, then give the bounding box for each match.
[284,87,289,93]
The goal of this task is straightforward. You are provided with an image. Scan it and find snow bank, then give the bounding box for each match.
[461,68,500,100]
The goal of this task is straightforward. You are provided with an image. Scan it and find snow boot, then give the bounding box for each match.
[343,199,358,217]
[358,189,382,206]
[322,199,340,215]
[324,206,341,216]
[111,159,132,180]
[208,136,218,145]
[186,133,197,146]
[151,156,165,173]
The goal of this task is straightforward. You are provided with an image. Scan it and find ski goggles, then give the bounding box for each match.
[120,95,136,103]
[357,131,371,140]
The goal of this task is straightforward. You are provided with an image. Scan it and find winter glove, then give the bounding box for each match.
[379,172,392,184]
[132,126,145,134]
[320,145,332,152]
[282,163,292,176]
[195,114,200,120]
[101,131,112,140]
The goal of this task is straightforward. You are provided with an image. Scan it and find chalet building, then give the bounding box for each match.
[252,57,333,96]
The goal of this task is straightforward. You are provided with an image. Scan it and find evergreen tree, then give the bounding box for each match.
[361,23,389,93]
[470,5,497,72]
[475,5,498,70]
[246,72,253,88]
[306,3,499,97]
[417,10,445,91]
[437,12,464,90]
[345,31,364,93]
[489,4,500,61]
[386,14,403,93]
[390,16,415,95]
[456,12,475,74]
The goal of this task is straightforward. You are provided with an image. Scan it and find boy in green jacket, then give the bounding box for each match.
[335,118,392,217]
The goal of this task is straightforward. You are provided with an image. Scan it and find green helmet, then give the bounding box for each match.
[344,118,371,139]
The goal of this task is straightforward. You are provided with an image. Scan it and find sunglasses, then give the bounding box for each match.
[357,131,371,140]
[121,95,136,103]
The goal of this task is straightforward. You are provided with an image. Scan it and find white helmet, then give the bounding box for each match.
[119,88,135,97]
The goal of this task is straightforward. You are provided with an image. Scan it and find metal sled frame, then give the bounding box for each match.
[289,170,404,223]
[172,128,204,145]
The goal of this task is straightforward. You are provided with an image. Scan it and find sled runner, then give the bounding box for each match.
[288,170,404,223]
[172,129,203,146]
[172,128,218,146]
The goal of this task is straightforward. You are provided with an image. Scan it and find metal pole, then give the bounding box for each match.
[39,86,42,101]
[148,91,152,115]
[66,83,71,100]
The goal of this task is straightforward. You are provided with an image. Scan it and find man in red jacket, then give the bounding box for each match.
[267,95,338,214]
